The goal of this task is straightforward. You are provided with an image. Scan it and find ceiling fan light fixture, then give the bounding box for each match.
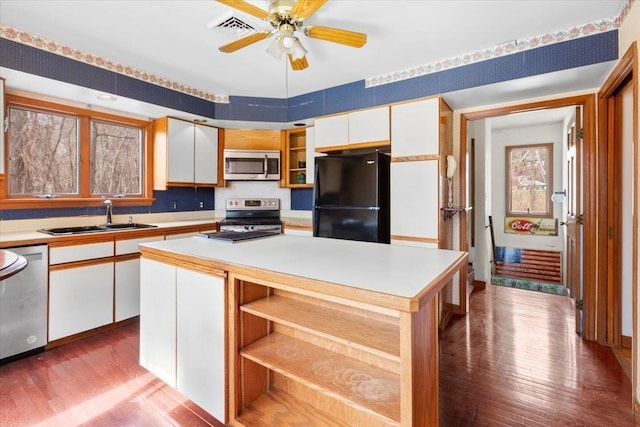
[266,34,285,59]
[281,29,295,49]
[291,37,307,60]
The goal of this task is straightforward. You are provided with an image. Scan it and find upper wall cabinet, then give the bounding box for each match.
[391,97,440,158]
[314,114,348,150]
[282,128,310,188]
[314,106,390,152]
[153,117,220,190]
[223,128,281,150]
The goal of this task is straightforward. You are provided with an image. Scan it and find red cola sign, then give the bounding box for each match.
[504,217,558,236]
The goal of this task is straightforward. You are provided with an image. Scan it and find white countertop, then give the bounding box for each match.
[140,234,466,301]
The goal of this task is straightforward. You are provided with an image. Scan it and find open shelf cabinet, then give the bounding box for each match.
[228,274,441,426]
[283,128,312,188]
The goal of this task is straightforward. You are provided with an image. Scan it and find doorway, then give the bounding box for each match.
[460,94,597,340]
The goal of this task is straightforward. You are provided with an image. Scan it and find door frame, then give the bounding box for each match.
[597,42,638,408]
[460,93,598,340]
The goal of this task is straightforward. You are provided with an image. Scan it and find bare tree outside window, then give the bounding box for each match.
[8,107,79,195]
[506,143,553,217]
[90,121,142,195]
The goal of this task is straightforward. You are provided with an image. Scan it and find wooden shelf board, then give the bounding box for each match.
[241,332,401,424]
[237,388,349,427]
[241,295,400,360]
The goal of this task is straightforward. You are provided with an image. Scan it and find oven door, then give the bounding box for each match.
[223,150,280,180]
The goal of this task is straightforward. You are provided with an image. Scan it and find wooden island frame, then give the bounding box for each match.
[139,235,467,426]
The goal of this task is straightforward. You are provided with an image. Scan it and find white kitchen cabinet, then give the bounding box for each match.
[176,268,226,421]
[390,160,440,243]
[194,123,219,184]
[314,113,348,149]
[139,258,177,387]
[348,106,390,144]
[139,258,226,422]
[154,117,219,189]
[391,97,440,157]
[314,106,390,152]
[49,240,113,265]
[115,258,140,322]
[49,261,114,341]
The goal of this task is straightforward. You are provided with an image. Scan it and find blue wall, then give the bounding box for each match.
[0,187,215,220]
[0,31,618,123]
[0,31,619,217]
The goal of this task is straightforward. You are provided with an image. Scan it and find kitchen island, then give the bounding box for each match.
[139,234,467,427]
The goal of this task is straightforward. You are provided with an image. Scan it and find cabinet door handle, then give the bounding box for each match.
[264,155,268,179]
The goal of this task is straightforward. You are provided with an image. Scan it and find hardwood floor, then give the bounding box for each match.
[439,285,638,426]
[0,285,637,426]
[0,323,224,427]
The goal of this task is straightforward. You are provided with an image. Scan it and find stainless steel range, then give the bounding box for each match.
[219,198,282,233]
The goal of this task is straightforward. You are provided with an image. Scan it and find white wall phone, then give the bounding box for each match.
[446,155,457,178]
[446,155,456,207]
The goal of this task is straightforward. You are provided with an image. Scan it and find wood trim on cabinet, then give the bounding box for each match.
[314,140,390,153]
[391,235,439,244]
[391,154,440,162]
[49,256,115,272]
[46,317,138,350]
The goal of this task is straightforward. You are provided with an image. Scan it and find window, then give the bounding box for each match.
[3,95,153,208]
[90,120,142,195]
[506,143,552,217]
[8,107,79,195]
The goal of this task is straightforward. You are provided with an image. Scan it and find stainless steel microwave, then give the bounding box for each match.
[223,149,280,181]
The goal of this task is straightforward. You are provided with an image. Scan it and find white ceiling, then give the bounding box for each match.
[0,0,627,126]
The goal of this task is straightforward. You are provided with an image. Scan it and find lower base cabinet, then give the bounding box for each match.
[115,258,141,322]
[139,258,226,422]
[49,261,114,341]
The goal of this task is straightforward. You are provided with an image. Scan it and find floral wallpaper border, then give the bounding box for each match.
[0,24,229,104]
[0,0,635,99]
[365,0,636,88]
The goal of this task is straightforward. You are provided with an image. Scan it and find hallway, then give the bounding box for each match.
[439,285,637,426]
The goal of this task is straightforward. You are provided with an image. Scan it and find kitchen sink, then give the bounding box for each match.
[38,223,157,235]
[101,223,157,230]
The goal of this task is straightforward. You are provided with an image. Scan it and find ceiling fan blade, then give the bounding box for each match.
[219,31,271,53]
[290,0,328,20]
[288,54,309,70]
[305,25,367,48]
[215,0,272,20]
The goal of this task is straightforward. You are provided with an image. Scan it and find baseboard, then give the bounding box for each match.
[472,280,486,289]
[621,335,632,349]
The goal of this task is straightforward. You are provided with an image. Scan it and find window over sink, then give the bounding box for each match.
[2,95,153,208]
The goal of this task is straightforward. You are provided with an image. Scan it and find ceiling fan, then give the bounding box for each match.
[216,0,367,70]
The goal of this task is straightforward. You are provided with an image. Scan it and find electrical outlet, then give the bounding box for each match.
[172,201,177,210]
[199,201,204,209]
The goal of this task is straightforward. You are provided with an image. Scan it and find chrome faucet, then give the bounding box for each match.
[104,199,113,225]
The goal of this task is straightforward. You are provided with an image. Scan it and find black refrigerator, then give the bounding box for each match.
[313,151,390,243]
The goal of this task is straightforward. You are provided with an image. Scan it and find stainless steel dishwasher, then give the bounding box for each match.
[0,245,48,363]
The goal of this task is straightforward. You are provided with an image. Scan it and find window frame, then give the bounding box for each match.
[1,94,154,209]
[505,142,553,218]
